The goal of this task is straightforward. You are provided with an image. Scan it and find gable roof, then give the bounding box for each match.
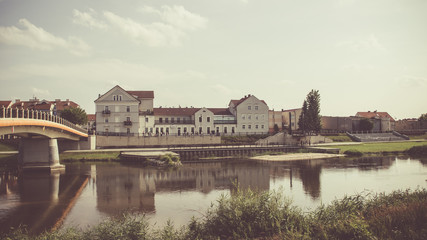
[356,111,395,122]
[87,114,96,121]
[0,101,12,108]
[229,94,267,108]
[126,91,154,99]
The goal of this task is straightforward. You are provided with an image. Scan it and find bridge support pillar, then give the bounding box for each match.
[19,138,65,172]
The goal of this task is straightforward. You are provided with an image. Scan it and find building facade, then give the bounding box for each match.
[94,86,269,136]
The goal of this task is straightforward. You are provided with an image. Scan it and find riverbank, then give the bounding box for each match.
[3,188,427,240]
[250,152,344,161]
[319,140,427,155]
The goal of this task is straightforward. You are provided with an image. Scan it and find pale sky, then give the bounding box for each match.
[0,0,426,120]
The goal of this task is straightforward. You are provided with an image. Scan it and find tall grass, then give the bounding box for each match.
[3,188,427,240]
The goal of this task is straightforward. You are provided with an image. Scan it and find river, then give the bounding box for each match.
[1,155,426,234]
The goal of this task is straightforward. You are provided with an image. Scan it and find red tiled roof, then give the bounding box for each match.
[127,91,154,99]
[356,112,395,122]
[33,103,53,110]
[87,114,96,121]
[153,107,200,116]
[229,95,267,108]
[0,101,12,108]
[208,108,233,115]
[54,100,79,111]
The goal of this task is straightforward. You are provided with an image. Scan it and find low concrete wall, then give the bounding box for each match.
[256,133,333,146]
[96,135,221,148]
[58,135,96,151]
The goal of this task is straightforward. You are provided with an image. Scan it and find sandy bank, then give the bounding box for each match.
[250,153,345,162]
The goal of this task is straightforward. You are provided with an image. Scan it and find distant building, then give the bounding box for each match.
[282,108,302,131]
[94,86,269,136]
[355,111,395,131]
[2,98,79,116]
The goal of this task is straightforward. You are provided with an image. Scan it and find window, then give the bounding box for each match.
[242,114,245,120]
[165,118,169,123]
[184,127,187,133]
[105,106,109,111]
[199,116,202,122]
[224,127,228,133]
[242,125,246,129]
[261,125,264,129]
[248,115,251,120]
[232,127,235,133]
[166,128,169,134]
[127,128,130,134]
[207,117,211,122]
[119,95,122,101]
[177,117,181,123]
[199,127,202,134]
[255,115,258,120]
[145,127,148,133]
[256,125,259,129]
[191,127,195,134]
[113,95,116,101]
[207,127,210,134]
[255,106,258,110]
[171,118,175,123]
[105,118,109,123]
[126,117,131,122]
[161,127,164,133]
[248,106,251,110]
[159,118,163,123]
[145,117,149,123]
[248,125,252,129]
[126,106,130,112]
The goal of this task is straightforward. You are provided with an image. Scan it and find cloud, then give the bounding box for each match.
[104,11,186,47]
[101,5,207,47]
[337,34,387,52]
[73,9,108,30]
[32,87,50,96]
[0,19,90,56]
[140,5,207,31]
[397,75,427,87]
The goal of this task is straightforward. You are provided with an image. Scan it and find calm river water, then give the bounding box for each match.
[1,155,427,233]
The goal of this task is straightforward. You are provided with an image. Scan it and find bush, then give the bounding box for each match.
[406,145,427,156]
[344,149,363,157]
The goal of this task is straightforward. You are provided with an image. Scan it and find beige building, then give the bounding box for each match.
[229,94,269,134]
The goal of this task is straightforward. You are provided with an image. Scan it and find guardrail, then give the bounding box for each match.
[1,107,88,134]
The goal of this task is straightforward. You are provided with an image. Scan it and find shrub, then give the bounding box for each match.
[406,145,427,156]
[344,149,363,157]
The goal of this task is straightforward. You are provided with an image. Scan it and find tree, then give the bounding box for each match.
[419,113,427,121]
[298,90,321,134]
[60,107,88,125]
[273,124,280,134]
[359,118,373,131]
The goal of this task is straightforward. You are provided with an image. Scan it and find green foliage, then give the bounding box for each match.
[60,107,88,125]
[273,124,280,133]
[359,118,374,132]
[3,189,427,240]
[344,149,364,157]
[419,113,427,121]
[324,134,353,142]
[406,145,427,156]
[299,90,322,134]
[221,134,270,145]
[332,141,427,154]
[159,154,181,167]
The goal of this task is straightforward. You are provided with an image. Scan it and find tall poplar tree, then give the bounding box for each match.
[298,90,321,134]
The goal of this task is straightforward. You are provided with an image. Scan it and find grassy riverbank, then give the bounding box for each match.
[330,141,427,155]
[59,151,121,162]
[3,188,427,240]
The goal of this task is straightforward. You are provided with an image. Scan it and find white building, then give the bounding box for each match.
[94,86,269,136]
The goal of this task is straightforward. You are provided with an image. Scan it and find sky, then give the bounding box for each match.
[0,0,426,120]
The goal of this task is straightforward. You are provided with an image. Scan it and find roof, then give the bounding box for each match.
[33,103,54,110]
[87,114,96,121]
[126,91,154,99]
[208,108,233,115]
[153,107,200,116]
[54,100,79,111]
[229,94,267,108]
[356,111,395,122]
[282,108,302,112]
[0,101,12,108]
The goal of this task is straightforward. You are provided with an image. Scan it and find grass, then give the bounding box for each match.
[3,188,427,240]
[323,134,353,142]
[331,141,427,155]
[59,151,121,162]
[409,133,427,140]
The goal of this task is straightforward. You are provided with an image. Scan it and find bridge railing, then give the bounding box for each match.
[1,107,88,135]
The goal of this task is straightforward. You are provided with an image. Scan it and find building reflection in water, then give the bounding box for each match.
[94,161,271,216]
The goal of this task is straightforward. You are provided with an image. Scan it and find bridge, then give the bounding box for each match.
[0,107,88,171]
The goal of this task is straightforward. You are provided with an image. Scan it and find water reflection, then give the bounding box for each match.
[1,155,426,233]
[93,161,270,215]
